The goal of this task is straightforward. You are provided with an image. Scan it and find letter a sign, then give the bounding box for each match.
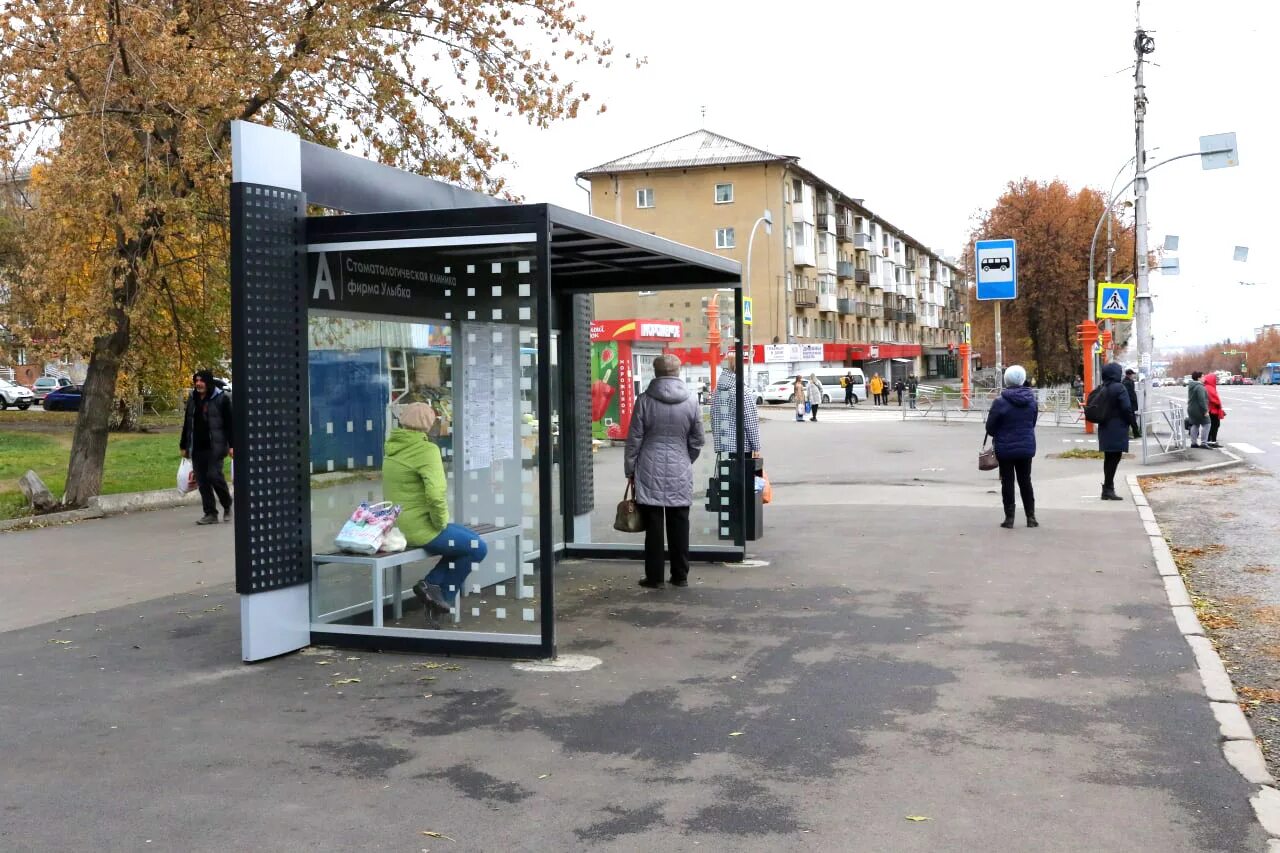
[1095,281,1135,320]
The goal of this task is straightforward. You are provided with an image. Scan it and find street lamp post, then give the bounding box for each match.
[743,210,773,387]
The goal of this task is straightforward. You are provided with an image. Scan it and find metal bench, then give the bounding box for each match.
[312,522,524,627]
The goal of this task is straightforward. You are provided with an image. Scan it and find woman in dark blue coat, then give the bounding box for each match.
[1097,362,1138,500]
[985,364,1038,529]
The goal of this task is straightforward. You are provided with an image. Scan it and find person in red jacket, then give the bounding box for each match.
[1204,373,1227,449]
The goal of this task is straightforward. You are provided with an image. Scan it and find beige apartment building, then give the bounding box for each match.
[578,130,968,380]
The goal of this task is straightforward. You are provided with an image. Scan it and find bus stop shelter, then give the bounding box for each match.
[230,121,749,662]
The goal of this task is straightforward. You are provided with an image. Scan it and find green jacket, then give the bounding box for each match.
[1186,380,1209,423]
[382,428,449,546]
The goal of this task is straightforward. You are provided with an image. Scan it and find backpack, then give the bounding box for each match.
[1084,385,1110,424]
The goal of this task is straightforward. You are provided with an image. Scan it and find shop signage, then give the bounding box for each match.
[763,343,824,363]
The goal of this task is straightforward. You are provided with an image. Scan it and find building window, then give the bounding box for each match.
[715,227,735,249]
[786,272,794,292]
[791,178,803,205]
[714,183,734,204]
[793,223,805,247]
[636,188,654,208]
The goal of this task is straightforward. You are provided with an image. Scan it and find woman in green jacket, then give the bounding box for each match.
[383,402,487,624]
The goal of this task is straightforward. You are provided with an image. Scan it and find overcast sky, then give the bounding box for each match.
[486,0,1277,348]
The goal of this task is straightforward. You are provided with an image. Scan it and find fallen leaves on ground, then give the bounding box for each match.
[47,639,73,644]
[905,815,931,822]
[728,731,744,737]
[421,831,455,841]
[330,678,361,685]
[412,661,463,672]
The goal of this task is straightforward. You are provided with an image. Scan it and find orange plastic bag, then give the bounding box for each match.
[760,472,773,504]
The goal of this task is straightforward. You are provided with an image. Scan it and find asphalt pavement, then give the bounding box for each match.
[0,413,1270,851]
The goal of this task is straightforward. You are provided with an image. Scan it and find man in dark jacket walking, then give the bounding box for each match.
[1097,362,1138,500]
[180,370,234,524]
[1186,371,1210,448]
[625,355,705,588]
[985,365,1038,528]
[1123,369,1141,439]
[907,375,919,409]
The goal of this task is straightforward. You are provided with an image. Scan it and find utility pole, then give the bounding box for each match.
[1133,4,1155,417]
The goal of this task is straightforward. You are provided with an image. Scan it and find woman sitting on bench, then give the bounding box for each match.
[383,402,488,626]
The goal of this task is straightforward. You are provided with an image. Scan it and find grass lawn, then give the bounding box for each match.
[0,420,188,519]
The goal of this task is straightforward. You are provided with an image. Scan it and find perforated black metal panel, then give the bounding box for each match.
[570,293,594,516]
[230,183,311,594]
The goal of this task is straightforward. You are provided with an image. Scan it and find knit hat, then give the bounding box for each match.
[399,402,435,432]
[1003,365,1027,388]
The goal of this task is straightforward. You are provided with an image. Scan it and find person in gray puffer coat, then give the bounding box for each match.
[625,354,705,588]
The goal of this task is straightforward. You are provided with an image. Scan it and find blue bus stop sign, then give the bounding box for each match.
[975,238,1017,300]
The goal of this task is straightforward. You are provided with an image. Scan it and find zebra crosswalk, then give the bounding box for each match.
[759,405,909,423]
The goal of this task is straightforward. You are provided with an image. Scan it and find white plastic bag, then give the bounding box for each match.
[382,527,407,553]
[176,458,196,495]
[334,501,401,555]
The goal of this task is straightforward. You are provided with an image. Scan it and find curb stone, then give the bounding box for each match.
[1136,474,1276,844]
[0,488,201,534]
[1252,786,1280,837]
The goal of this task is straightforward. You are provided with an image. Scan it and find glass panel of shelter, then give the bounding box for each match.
[576,296,745,552]
[305,244,543,645]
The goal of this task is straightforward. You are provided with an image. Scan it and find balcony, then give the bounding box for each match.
[794,288,817,307]
[854,233,874,250]
[836,222,855,242]
[905,312,918,325]
[816,213,835,233]
[837,297,857,315]
[793,243,815,268]
[818,291,838,313]
[837,260,855,280]
[853,268,870,285]
[866,304,884,319]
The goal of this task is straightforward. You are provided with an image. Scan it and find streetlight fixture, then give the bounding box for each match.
[744,209,772,386]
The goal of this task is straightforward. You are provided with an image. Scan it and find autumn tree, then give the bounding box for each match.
[1168,327,1280,378]
[0,0,626,506]
[965,179,1136,385]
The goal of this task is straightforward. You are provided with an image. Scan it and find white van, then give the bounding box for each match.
[758,368,866,405]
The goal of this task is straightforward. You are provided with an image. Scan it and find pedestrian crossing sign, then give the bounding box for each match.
[1096,282,1135,320]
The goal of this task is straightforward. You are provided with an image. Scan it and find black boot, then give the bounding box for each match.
[1101,484,1124,501]
[1026,509,1039,528]
[1000,508,1016,529]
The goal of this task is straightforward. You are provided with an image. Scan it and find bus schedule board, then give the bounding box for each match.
[975,238,1017,301]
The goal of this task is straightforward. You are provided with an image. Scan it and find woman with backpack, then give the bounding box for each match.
[1095,362,1138,500]
[985,364,1038,528]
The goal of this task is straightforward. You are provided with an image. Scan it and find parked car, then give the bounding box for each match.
[42,384,83,412]
[1242,377,1255,385]
[757,369,867,405]
[0,377,35,410]
[28,375,72,403]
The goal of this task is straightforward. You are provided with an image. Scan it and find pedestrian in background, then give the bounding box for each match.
[179,370,234,525]
[985,364,1038,529]
[869,373,884,406]
[844,371,855,407]
[711,355,762,456]
[1186,371,1210,448]
[1204,372,1226,448]
[1123,369,1141,439]
[625,354,704,589]
[806,374,823,421]
[894,377,905,407]
[792,376,806,422]
[1098,362,1137,500]
[908,374,919,409]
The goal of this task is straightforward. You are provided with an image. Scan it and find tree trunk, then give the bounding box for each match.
[63,314,129,507]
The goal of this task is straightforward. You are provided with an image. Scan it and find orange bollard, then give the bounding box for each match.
[959,343,972,410]
[706,300,721,391]
[1077,320,1099,435]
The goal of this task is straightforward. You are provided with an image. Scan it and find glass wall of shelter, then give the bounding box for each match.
[299,204,744,657]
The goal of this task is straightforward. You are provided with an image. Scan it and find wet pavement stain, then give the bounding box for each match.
[417,764,533,804]
[574,802,667,841]
[300,736,414,779]
[684,777,800,836]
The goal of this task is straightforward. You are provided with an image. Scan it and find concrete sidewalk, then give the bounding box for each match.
[0,417,1267,851]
